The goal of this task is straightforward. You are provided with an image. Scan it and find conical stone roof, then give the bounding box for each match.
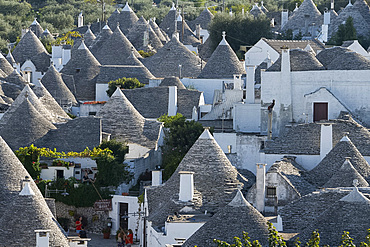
[0,137,68,246]
[4,70,27,87]
[159,6,177,36]
[326,51,370,70]
[107,8,120,31]
[90,23,113,54]
[0,53,15,76]
[41,65,77,106]
[316,46,350,67]
[40,28,54,40]
[96,88,162,149]
[159,76,186,89]
[126,16,163,52]
[143,35,204,78]
[282,0,322,32]
[146,129,247,227]
[6,50,16,65]
[250,3,265,17]
[0,84,56,125]
[32,79,71,120]
[149,18,168,43]
[198,33,245,79]
[29,18,44,37]
[353,0,370,23]
[189,7,214,30]
[12,30,47,65]
[324,158,369,187]
[176,19,201,45]
[94,26,142,65]
[60,41,101,101]
[183,190,269,247]
[83,25,96,47]
[0,98,56,149]
[308,136,370,186]
[116,2,139,34]
[0,80,22,101]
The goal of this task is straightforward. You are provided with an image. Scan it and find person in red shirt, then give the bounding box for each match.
[75,216,82,234]
[125,229,134,247]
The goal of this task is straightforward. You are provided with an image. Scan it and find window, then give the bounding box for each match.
[76,68,81,73]
[313,102,328,122]
[89,112,96,116]
[266,187,277,198]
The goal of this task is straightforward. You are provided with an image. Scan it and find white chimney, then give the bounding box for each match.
[143,27,149,48]
[281,48,290,74]
[281,10,288,29]
[152,170,162,186]
[255,163,266,212]
[20,176,35,196]
[191,106,198,120]
[324,10,330,25]
[195,24,201,40]
[320,123,333,160]
[168,86,177,116]
[179,171,194,202]
[321,24,328,43]
[62,46,71,66]
[331,0,335,9]
[246,65,256,104]
[35,230,50,247]
[78,11,84,28]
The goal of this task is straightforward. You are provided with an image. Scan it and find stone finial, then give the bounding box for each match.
[353,178,359,187]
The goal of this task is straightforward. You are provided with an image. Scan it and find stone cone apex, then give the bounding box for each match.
[228,189,250,207]
[12,30,47,65]
[340,186,370,202]
[340,133,351,142]
[0,51,15,76]
[6,50,16,65]
[78,40,89,50]
[199,128,214,139]
[122,2,133,12]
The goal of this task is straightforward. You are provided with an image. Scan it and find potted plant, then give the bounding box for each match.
[102,228,111,239]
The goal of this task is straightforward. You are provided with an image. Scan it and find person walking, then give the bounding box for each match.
[125,229,133,247]
[75,217,82,234]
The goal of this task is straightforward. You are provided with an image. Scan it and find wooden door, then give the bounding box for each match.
[119,203,129,230]
[314,103,328,122]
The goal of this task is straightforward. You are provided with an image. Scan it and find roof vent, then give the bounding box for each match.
[19,176,35,196]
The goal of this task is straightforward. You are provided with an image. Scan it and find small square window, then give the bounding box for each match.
[266,187,276,198]
[76,68,81,73]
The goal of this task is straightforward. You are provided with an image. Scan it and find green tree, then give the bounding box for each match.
[340,231,355,247]
[306,230,320,247]
[360,229,370,247]
[158,113,205,180]
[267,222,286,247]
[94,140,132,187]
[106,77,145,97]
[208,13,271,58]
[329,16,357,45]
[15,144,42,179]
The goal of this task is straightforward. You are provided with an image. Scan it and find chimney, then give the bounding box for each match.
[78,11,84,28]
[324,9,330,25]
[331,0,335,9]
[179,171,194,202]
[20,176,35,196]
[195,24,201,40]
[246,65,256,104]
[304,14,310,35]
[320,123,333,160]
[35,230,50,247]
[143,26,149,48]
[321,24,328,43]
[152,169,162,186]
[255,163,266,212]
[191,106,198,121]
[281,47,290,74]
[168,86,178,116]
[62,46,71,66]
[281,10,288,29]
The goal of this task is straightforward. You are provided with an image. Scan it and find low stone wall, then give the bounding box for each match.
[55,201,110,234]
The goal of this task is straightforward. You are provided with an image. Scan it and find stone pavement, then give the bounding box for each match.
[87,233,139,247]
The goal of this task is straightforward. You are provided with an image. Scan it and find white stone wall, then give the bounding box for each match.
[244,39,280,67]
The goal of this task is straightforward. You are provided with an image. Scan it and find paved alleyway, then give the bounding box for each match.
[87,233,139,247]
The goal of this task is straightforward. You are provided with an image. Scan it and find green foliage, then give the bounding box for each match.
[15,144,42,179]
[306,230,320,247]
[94,139,132,187]
[138,50,155,58]
[328,16,357,46]
[106,77,145,97]
[208,13,271,58]
[340,231,355,247]
[158,113,205,180]
[267,222,286,247]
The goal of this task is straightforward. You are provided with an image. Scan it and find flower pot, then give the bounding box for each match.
[103,232,110,239]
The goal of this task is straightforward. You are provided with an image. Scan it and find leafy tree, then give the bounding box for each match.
[360,229,370,246]
[329,16,357,45]
[138,50,155,58]
[94,139,132,187]
[267,222,286,247]
[15,144,42,179]
[106,77,145,97]
[306,230,320,247]
[214,231,262,247]
[158,113,205,180]
[208,13,271,58]
[340,231,355,247]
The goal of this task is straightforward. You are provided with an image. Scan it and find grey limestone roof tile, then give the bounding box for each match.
[315,46,350,67]
[33,117,102,152]
[149,18,169,43]
[0,98,56,150]
[183,190,269,247]
[4,70,27,88]
[83,25,96,47]
[250,4,265,17]
[255,61,267,84]
[41,65,77,105]
[159,8,177,37]
[12,30,47,66]
[0,84,56,125]
[260,2,269,13]
[266,49,325,71]
[263,117,370,156]
[307,136,370,187]
[159,76,186,89]
[122,86,202,119]
[40,28,54,40]
[142,35,204,78]
[94,26,142,65]
[323,157,369,188]
[0,80,22,101]
[60,41,101,101]
[341,40,355,47]
[95,64,155,84]
[353,0,370,23]
[176,20,201,46]
[188,7,214,30]
[126,16,163,52]
[297,190,370,246]
[31,80,71,121]
[29,18,44,38]
[0,53,15,76]
[30,51,51,72]
[326,50,370,70]
[262,38,325,54]
[107,8,120,31]
[90,23,114,55]
[96,88,162,149]
[146,129,248,228]
[61,74,76,96]
[116,3,139,35]
[198,35,246,79]
[281,0,322,32]
[6,50,16,65]
[197,36,213,62]
[0,136,69,246]
[72,22,102,37]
